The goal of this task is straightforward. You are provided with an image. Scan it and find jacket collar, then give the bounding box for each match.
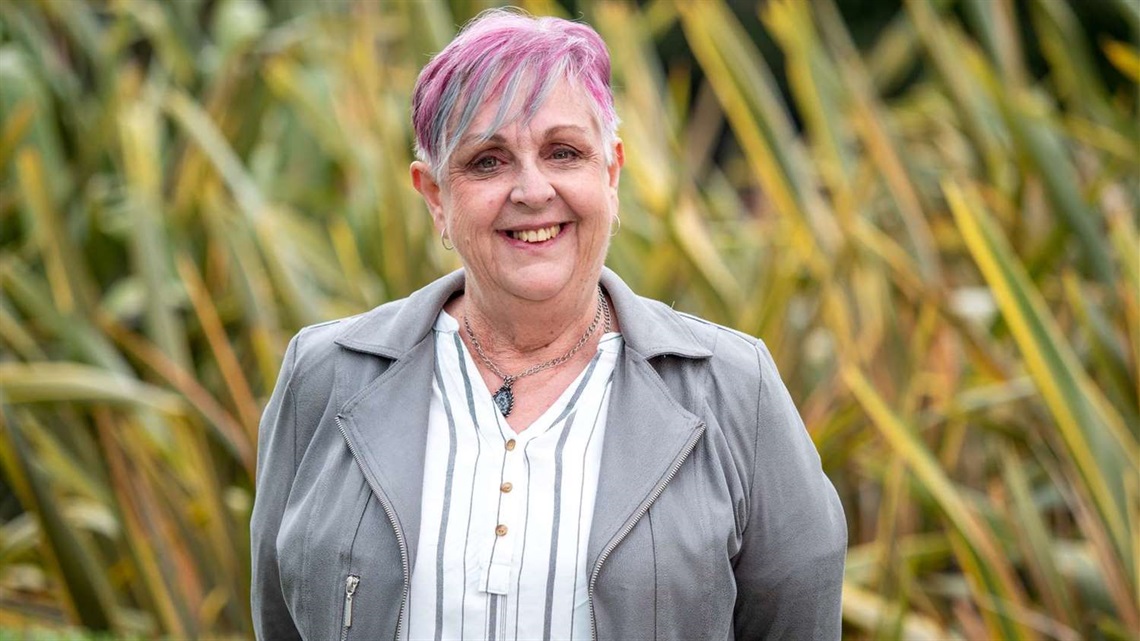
[334,267,711,581]
[333,268,713,361]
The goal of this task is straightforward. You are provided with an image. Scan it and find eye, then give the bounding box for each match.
[469,155,502,173]
[550,146,581,161]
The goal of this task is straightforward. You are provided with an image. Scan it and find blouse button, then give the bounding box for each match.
[500,482,513,493]
[495,524,508,536]
[505,439,517,451]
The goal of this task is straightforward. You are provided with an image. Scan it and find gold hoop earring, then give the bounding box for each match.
[610,214,621,237]
[440,231,454,251]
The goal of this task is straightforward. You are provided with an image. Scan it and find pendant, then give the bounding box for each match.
[493,382,514,417]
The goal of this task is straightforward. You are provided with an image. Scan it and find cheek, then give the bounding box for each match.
[580,201,613,256]
[443,197,488,235]
[455,190,504,227]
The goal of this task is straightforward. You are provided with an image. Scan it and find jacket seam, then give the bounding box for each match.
[648,508,657,640]
[285,328,307,627]
[748,340,764,526]
[286,328,315,476]
[703,329,718,403]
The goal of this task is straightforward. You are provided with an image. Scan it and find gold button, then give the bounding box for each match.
[500,482,513,493]
[495,524,508,536]
[505,439,516,451]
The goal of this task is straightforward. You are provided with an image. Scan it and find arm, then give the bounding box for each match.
[733,340,847,639]
[250,334,303,641]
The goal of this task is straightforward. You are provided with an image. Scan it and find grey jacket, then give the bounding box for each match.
[251,269,846,641]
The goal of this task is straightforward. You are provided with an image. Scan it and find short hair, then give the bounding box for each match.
[411,8,619,178]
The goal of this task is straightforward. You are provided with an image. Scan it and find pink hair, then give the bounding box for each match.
[411,8,619,177]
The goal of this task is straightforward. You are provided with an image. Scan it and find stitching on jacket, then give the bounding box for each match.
[702,327,719,400]
[286,333,302,476]
[285,319,343,473]
[747,339,765,533]
[647,508,658,640]
[674,311,755,348]
[284,323,329,631]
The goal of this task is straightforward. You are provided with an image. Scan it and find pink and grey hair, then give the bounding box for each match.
[411,9,619,178]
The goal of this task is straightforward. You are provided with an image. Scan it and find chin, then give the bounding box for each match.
[497,267,581,303]
[505,279,573,303]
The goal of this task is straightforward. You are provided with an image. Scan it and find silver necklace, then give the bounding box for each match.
[463,286,611,417]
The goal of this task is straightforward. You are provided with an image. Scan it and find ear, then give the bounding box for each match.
[607,139,624,191]
[411,160,447,233]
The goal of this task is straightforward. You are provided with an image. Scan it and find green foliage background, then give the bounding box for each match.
[0,0,1137,638]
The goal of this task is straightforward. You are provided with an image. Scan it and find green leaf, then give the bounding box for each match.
[946,180,1137,594]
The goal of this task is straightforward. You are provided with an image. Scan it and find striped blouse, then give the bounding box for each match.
[403,310,622,640]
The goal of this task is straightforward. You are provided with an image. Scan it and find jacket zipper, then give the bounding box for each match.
[341,574,360,641]
[336,415,410,641]
[587,424,705,641]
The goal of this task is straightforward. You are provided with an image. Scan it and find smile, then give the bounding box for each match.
[508,224,563,243]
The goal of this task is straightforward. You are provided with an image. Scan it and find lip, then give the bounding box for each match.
[499,221,570,233]
[499,222,571,248]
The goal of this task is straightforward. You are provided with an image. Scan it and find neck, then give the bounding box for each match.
[454,279,602,367]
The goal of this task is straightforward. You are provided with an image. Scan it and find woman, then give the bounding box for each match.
[251,9,845,641]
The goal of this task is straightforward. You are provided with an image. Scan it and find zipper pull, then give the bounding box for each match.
[344,575,360,628]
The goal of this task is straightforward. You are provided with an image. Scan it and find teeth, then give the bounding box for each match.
[511,224,561,243]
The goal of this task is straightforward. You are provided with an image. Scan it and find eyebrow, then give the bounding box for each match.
[453,132,504,155]
[542,124,593,138]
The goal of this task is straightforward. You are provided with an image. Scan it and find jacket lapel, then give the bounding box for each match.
[587,270,713,572]
[587,351,705,573]
[337,336,435,573]
[333,272,466,574]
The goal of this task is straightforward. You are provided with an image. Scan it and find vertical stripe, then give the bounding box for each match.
[513,448,533,639]
[454,332,482,640]
[567,377,611,639]
[500,596,508,640]
[433,354,459,641]
[482,594,491,640]
[542,407,578,641]
[542,351,603,435]
[487,594,499,641]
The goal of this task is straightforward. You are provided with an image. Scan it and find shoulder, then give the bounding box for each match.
[272,269,464,404]
[677,310,766,368]
[645,302,771,390]
[625,299,781,451]
[275,296,412,391]
[680,311,788,402]
[600,269,783,409]
[668,310,801,445]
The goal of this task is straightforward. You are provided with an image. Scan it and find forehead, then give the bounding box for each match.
[463,77,602,146]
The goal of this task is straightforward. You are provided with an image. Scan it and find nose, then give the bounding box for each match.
[509,161,555,208]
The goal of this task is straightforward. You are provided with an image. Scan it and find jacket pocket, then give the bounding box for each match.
[340,574,360,641]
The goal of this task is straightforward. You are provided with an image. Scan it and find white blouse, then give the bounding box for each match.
[404,310,622,641]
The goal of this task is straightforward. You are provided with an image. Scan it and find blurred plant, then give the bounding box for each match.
[0,0,1136,638]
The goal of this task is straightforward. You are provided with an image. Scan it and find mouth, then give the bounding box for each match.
[505,223,564,244]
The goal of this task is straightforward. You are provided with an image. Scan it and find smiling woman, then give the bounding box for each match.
[250,8,846,641]
[412,77,621,322]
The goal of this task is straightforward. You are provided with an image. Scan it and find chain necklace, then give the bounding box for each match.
[463,286,611,417]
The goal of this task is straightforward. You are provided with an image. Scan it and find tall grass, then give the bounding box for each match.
[0,0,1136,638]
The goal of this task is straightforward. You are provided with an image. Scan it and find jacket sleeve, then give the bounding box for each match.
[733,340,846,639]
[250,334,304,641]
